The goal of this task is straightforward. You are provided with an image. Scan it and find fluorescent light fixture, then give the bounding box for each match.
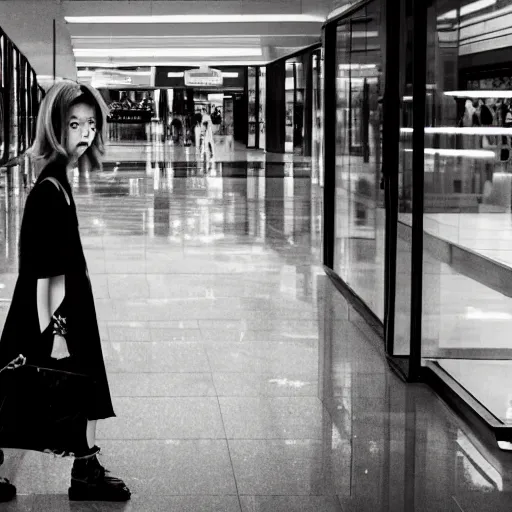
[65,14,324,24]
[401,127,512,135]
[351,31,379,38]
[327,4,355,20]
[459,2,512,28]
[445,90,512,98]
[77,61,268,67]
[74,48,262,57]
[438,9,457,20]
[167,71,238,78]
[461,0,496,16]
[338,63,377,70]
[404,148,495,158]
[438,0,496,20]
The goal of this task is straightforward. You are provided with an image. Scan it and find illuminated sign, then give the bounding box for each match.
[184,67,223,86]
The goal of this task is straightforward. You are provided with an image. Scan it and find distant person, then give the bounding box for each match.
[201,108,215,159]
[194,117,202,152]
[170,117,183,144]
[0,81,130,503]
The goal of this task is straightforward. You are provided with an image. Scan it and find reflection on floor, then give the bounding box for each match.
[0,145,511,511]
[105,140,316,164]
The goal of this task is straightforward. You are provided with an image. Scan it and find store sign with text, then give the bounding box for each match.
[184,68,223,87]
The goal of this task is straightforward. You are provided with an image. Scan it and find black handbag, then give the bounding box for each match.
[0,354,92,456]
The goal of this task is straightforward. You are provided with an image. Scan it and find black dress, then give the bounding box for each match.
[0,156,115,422]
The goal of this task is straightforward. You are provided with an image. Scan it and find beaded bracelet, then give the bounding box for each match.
[52,313,68,337]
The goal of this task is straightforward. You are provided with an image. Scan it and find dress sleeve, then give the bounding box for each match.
[27,181,71,278]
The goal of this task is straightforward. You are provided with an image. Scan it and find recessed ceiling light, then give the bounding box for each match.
[65,14,325,24]
[76,61,269,67]
[73,48,262,57]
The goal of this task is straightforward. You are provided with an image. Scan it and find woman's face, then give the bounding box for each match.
[65,102,96,161]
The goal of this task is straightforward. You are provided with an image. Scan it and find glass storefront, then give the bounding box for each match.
[312,49,324,187]
[324,0,512,446]
[284,58,305,154]
[418,0,512,429]
[0,27,43,166]
[247,65,266,149]
[332,0,385,321]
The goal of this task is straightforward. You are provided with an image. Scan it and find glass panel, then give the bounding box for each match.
[9,49,18,159]
[393,1,414,356]
[333,0,385,321]
[285,61,294,153]
[294,62,304,155]
[421,0,512,423]
[247,66,257,147]
[312,52,325,187]
[258,67,266,150]
[18,58,26,153]
[0,35,5,162]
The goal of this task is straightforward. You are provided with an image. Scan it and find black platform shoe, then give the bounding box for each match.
[0,478,16,503]
[68,446,131,502]
[0,450,16,502]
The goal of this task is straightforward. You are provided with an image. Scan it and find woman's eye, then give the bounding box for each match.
[70,122,79,129]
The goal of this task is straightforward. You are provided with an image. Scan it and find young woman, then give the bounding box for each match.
[0,81,130,502]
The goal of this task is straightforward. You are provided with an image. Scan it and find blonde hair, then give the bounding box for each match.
[29,80,109,170]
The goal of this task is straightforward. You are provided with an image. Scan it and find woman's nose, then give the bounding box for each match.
[81,125,89,137]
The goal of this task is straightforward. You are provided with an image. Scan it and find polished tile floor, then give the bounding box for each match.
[0,147,511,511]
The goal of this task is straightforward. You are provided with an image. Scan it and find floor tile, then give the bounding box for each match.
[101,341,210,373]
[108,372,216,397]
[240,495,342,512]
[228,440,335,495]
[205,342,319,374]
[98,397,225,439]
[213,373,318,397]
[100,440,237,495]
[219,397,325,439]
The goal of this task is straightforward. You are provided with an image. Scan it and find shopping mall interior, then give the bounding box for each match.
[1,0,512,510]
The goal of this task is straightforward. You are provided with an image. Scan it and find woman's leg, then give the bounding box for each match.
[86,420,97,449]
[70,419,131,502]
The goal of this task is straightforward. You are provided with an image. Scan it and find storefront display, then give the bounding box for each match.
[323,0,512,449]
[247,65,266,149]
[258,67,266,150]
[247,67,257,148]
[284,59,305,155]
[101,89,155,141]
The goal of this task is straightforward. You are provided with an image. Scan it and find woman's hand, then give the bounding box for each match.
[51,334,70,360]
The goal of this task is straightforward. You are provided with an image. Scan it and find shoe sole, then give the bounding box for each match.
[68,485,131,502]
[0,483,16,502]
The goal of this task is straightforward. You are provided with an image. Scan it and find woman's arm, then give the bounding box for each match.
[36,275,65,332]
[36,275,69,359]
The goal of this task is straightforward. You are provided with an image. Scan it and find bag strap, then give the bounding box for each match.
[41,177,70,206]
